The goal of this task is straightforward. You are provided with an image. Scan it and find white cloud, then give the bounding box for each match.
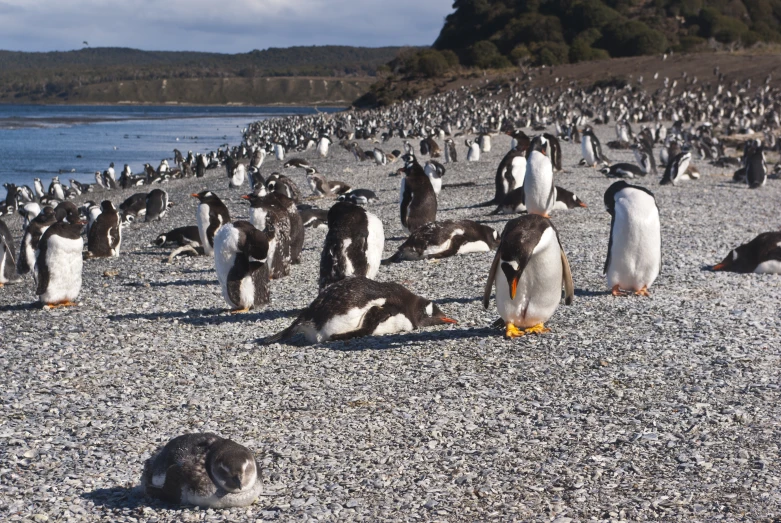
[0,0,454,52]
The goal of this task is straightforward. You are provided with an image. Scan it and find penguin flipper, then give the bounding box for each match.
[561,249,574,305]
[483,248,502,309]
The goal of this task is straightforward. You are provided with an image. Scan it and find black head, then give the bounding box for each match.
[55,202,81,224]
[100,200,116,213]
[416,300,457,327]
[557,187,588,209]
[527,135,549,157]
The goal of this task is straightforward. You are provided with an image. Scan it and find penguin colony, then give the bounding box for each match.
[0,68,780,510]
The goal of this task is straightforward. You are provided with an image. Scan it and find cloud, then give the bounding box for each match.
[0,0,454,52]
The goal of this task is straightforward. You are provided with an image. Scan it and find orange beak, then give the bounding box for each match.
[712,263,727,271]
[190,193,199,198]
[241,195,250,200]
[510,275,519,300]
[440,317,458,324]
[578,202,588,208]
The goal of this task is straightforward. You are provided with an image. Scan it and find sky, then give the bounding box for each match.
[0,0,455,53]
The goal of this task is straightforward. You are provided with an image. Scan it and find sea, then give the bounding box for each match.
[0,105,343,199]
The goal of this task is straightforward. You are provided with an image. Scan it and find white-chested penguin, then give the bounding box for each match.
[581,126,606,167]
[660,151,692,186]
[192,191,231,256]
[18,202,42,231]
[86,200,121,258]
[483,214,574,337]
[382,220,498,264]
[213,220,271,312]
[600,163,645,179]
[423,161,445,195]
[744,141,767,189]
[400,156,437,234]
[317,136,332,158]
[49,177,65,200]
[145,189,170,222]
[243,192,292,279]
[247,185,304,264]
[603,181,661,296]
[33,178,45,200]
[18,206,57,275]
[318,201,384,292]
[712,232,781,273]
[227,158,246,189]
[0,218,18,286]
[141,433,262,508]
[261,277,457,344]
[444,138,458,163]
[35,220,85,308]
[466,139,480,162]
[485,149,526,206]
[524,135,556,218]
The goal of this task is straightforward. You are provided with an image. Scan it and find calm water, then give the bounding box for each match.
[0,105,342,199]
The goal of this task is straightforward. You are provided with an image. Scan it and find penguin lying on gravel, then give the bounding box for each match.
[490,186,587,215]
[382,220,498,264]
[298,205,329,229]
[712,232,781,273]
[262,277,457,344]
[141,433,262,508]
[154,226,201,248]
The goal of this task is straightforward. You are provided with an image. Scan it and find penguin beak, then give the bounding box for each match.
[712,263,727,271]
[509,275,520,300]
[440,317,458,324]
[578,201,588,208]
[190,193,199,198]
[241,195,250,200]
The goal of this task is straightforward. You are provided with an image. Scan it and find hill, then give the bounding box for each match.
[0,46,408,104]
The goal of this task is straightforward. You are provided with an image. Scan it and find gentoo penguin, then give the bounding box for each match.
[744,142,767,189]
[228,160,246,189]
[382,220,499,264]
[284,158,310,170]
[542,133,563,172]
[423,161,446,195]
[372,147,387,166]
[660,151,692,186]
[317,136,332,158]
[305,167,333,198]
[600,163,645,179]
[466,139,480,162]
[154,226,201,247]
[337,189,379,206]
[261,277,456,344]
[243,193,292,279]
[0,218,18,286]
[18,202,42,231]
[119,193,148,223]
[192,191,231,256]
[86,200,122,258]
[400,156,438,234]
[273,143,285,161]
[49,177,65,200]
[712,232,781,273]
[491,186,587,215]
[299,206,329,229]
[141,433,262,508]
[444,138,458,163]
[487,149,526,206]
[35,221,85,308]
[17,206,57,275]
[632,143,656,175]
[213,221,271,312]
[603,181,661,296]
[250,187,304,264]
[318,202,384,292]
[479,133,491,153]
[581,126,606,167]
[145,189,170,222]
[483,214,574,337]
[33,178,45,200]
[266,173,302,203]
[523,135,556,218]
[85,201,102,235]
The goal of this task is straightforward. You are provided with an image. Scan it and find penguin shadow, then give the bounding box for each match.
[108,307,297,325]
[574,288,612,297]
[0,302,40,312]
[82,486,148,510]
[437,296,481,305]
[699,265,719,272]
[145,279,219,288]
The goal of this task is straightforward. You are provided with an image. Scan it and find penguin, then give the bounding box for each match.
[305,167,333,198]
[581,126,606,167]
[0,218,18,286]
[744,142,767,189]
[228,161,246,189]
[54,201,81,224]
[192,191,231,256]
[266,173,302,203]
[487,149,526,206]
[483,214,574,337]
[17,206,57,275]
[317,136,332,158]
[660,151,692,186]
[491,186,587,215]
[154,226,201,247]
[337,189,379,206]
[600,163,645,179]
[299,206,329,229]
[141,433,262,508]
[632,143,656,175]
[261,277,456,344]
[400,156,437,234]
[542,133,563,172]
[243,193,292,279]
[86,200,122,258]
[507,129,531,153]
[372,148,387,166]
[712,232,781,274]
[85,201,102,235]
[33,178,45,200]
[444,138,458,163]
[284,158,311,170]
[145,189,170,222]
[318,201,384,292]
[213,221,271,312]
[255,187,304,265]
[423,161,445,195]
[35,221,85,308]
[552,187,588,211]
[523,135,556,218]
[103,164,119,189]
[18,202,42,231]
[382,220,499,264]
[479,134,491,153]
[466,139,480,162]
[424,137,442,157]
[273,143,285,161]
[48,177,65,200]
[119,193,148,223]
[603,181,661,296]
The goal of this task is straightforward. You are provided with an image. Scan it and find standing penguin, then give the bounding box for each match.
[0,218,17,286]
[744,142,767,189]
[542,133,563,172]
[86,200,122,258]
[603,181,661,296]
[317,136,332,158]
[444,138,458,163]
[35,221,85,308]
[483,214,574,337]
[479,133,492,153]
[523,135,557,218]
[213,221,271,312]
[18,206,57,275]
[192,191,231,256]
[660,151,692,186]
[581,126,606,167]
[243,192,292,279]
[33,178,45,200]
[423,161,446,196]
[400,156,438,234]
[489,149,526,206]
[145,189,170,222]
[48,177,65,200]
[466,139,480,162]
[318,202,384,292]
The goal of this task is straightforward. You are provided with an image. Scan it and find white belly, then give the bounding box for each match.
[754,260,781,274]
[607,192,661,291]
[197,204,213,254]
[524,152,555,216]
[457,240,490,254]
[372,313,414,335]
[315,298,387,342]
[511,157,526,188]
[365,212,385,279]
[582,138,596,166]
[250,207,267,231]
[39,235,83,303]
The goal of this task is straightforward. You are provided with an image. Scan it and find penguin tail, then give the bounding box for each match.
[260,321,299,345]
[381,251,403,265]
[473,199,496,208]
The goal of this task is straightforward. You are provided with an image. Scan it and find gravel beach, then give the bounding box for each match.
[1,125,779,522]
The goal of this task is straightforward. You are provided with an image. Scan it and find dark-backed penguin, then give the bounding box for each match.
[284,158,311,170]
[141,433,262,508]
[243,193,291,279]
[213,221,271,312]
[86,200,122,259]
[266,173,301,203]
[466,139,480,162]
[382,220,498,264]
[400,156,437,234]
[491,186,587,215]
[33,178,45,200]
[483,214,574,337]
[18,202,42,231]
[744,142,767,189]
[261,277,456,344]
[192,191,231,256]
[18,206,57,275]
[581,126,606,167]
[119,193,148,223]
[305,167,333,198]
[444,138,458,163]
[337,189,379,206]
[423,161,445,195]
[318,202,384,292]
[0,218,18,286]
[145,189,170,222]
[604,181,661,296]
[48,177,65,200]
[54,201,81,224]
[632,143,656,175]
[35,221,85,308]
[524,135,556,218]
[712,232,781,273]
[227,159,246,189]
[542,133,563,171]
[600,163,645,179]
[255,187,304,265]
[298,206,329,229]
[154,226,201,248]
[660,151,693,186]
[479,133,491,153]
[485,149,526,206]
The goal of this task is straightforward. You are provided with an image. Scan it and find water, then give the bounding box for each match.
[0,105,342,199]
